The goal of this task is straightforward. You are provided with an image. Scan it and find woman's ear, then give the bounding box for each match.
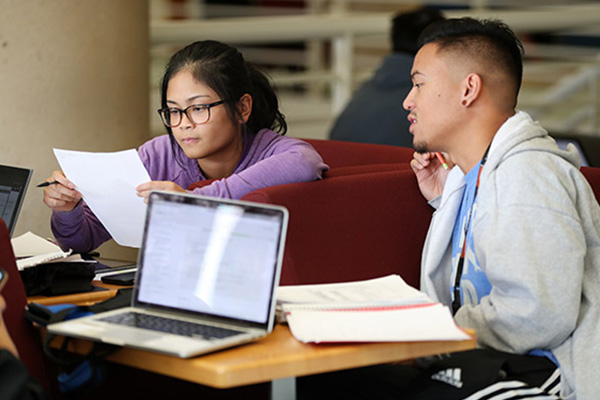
[238,94,253,123]
[461,73,482,107]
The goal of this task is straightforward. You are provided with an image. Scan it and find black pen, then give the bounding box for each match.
[36,180,59,188]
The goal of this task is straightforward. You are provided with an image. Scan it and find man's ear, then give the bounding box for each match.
[461,73,482,107]
[238,93,253,123]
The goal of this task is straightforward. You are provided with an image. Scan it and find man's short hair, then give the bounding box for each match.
[391,7,445,55]
[418,18,524,101]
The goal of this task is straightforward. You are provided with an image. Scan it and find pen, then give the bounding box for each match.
[435,152,449,170]
[36,181,59,188]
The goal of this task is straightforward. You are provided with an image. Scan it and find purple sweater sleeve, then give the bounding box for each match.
[50,201,111,253]
[191,129,328,198]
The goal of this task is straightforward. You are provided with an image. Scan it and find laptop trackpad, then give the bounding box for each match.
[104,331,213,356]
[98,327,162,345]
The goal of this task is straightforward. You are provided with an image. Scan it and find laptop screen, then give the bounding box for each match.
[0,165,33,236]
[135,191,287,326]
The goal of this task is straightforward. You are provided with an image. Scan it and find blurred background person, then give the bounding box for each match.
[328,6,445,147]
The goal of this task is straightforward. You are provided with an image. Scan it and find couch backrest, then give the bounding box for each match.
[187,139,414,191]
[243,169,432,288]
[304,138,414,169]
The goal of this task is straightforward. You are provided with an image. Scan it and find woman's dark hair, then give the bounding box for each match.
[418,18,524,103]
[159,40,287,142]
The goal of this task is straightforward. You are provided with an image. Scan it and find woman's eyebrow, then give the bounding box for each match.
[166,95,211,106]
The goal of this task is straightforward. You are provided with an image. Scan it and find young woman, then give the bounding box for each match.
[43,40,328,254]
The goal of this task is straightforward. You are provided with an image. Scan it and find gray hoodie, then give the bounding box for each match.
[420,111,600,399]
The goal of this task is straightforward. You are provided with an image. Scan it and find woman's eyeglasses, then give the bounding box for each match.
[157,100,224,128]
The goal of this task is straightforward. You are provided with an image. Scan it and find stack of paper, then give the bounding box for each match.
[277,275,470,343]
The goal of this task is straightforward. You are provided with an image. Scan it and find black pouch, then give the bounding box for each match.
[19,262,96,296]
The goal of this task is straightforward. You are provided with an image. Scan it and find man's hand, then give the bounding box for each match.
[410,152,452,201]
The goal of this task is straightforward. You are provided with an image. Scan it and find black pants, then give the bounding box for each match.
[297,349,561,400]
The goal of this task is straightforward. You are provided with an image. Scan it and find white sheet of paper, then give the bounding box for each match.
[53,148,151,248]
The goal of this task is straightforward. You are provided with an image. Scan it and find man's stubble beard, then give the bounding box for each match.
[413,139,429,154]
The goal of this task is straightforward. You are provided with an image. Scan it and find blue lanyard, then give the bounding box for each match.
[451,144,492,315]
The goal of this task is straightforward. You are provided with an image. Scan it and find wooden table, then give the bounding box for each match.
[36,281,476,396]
[49,322,475,389]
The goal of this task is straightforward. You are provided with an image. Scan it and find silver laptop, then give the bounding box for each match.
[48,190,288,358]
[0,164,33,236]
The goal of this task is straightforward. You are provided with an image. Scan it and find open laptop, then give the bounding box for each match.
[48,190,289,358]
[0,164,33,236]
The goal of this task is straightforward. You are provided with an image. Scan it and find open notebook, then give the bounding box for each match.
[48,191,289,358]
[0,164,33,236]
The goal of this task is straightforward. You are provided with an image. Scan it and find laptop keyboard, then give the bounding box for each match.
[99,312,243,340]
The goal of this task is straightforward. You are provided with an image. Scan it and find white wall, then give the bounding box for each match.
[0,0,150,261]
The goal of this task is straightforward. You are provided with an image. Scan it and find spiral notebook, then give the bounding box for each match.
[11,232,73,270]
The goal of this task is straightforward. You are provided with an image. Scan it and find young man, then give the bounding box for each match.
[298,17,599,400]
[407,17,600,399]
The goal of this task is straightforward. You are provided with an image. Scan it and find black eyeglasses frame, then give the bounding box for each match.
[157,100,225,128]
